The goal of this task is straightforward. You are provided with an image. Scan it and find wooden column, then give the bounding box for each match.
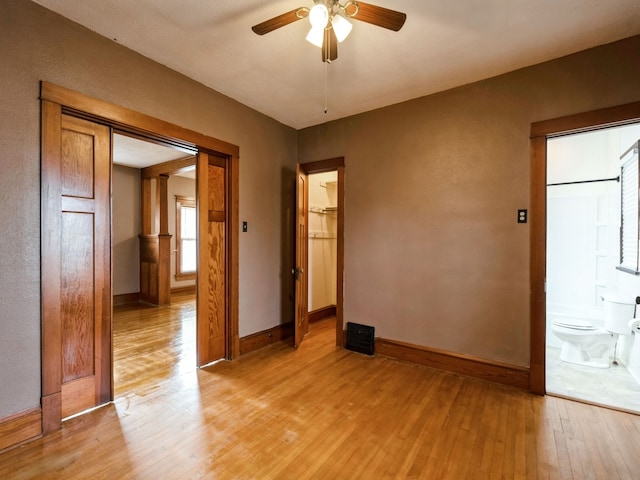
[139,175,171,305]
[141,177,152,234]
[157,175,171,305]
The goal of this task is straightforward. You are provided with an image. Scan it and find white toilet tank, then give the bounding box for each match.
[601,292,636,334]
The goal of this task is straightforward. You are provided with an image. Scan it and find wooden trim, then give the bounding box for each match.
[113,292,141,306]
[171,285,196,295]
[40,82,239,158]
[141,178,152,235]
[40,100,62,434]
[114,288,195,305]
[142,156,196,179]
[229,155,240,358]
[529,101,640,395]
[336,165,345,347]
[531,101,640,137]
[175,272,197,281]
[239,323,294,355]
[529,135,547,395]
[308,305,336,323]
[375,338,530,390]
[0,408,42,452]
[300,157,345,174]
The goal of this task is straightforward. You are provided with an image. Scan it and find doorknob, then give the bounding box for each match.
[292,266,303,280]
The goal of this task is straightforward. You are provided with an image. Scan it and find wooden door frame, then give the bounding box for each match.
[40,82,240,432]
[299,158,345,347]
[529,101,640,395]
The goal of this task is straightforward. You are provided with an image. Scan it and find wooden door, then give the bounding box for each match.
[196,152,227,365]
[294,164,309,347]
[41,104,112,427]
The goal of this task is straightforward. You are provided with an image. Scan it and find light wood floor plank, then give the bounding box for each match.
[1,296,640,479]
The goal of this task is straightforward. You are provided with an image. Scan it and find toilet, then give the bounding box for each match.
[551,292,635,369]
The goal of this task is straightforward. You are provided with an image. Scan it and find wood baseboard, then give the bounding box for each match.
[239,322,294,355]
[114,287,194,306]
[375,338,530,391]
[171,285,196,296]
[113,292,140,306]
[0,407,42,452]
[309,305,336,323]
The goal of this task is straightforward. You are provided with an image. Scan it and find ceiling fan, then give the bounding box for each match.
[251,1,406,63]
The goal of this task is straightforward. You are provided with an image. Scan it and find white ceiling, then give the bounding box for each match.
[113,133,195,177]
[113,134,187,169]
[33,0,640,130]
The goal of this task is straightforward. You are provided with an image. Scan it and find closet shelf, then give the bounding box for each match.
[309,205,337,215]
[309,232,336,239]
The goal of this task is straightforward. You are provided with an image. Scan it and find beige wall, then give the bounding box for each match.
[0,0,297,418]
[298,34,640,368]
[113,165,141,296]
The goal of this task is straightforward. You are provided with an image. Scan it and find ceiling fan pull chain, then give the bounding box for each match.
[324,61,329,114]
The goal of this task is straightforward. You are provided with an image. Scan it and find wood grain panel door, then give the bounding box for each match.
[42,104,112,427]
[196,152,227,365]
[294,164,309,347]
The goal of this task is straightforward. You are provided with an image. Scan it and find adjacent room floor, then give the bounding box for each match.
[546,346,640,414]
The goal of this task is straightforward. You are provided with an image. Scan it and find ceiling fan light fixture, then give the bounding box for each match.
[331,13,352,43]
[308,4,329,29]
[306,26,325,48]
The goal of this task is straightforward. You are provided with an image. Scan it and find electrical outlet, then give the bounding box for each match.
[517,209,527,223]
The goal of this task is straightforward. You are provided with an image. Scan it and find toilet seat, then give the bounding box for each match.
[551,318,597,331]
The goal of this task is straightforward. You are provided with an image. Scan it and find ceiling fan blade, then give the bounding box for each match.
[348,1,406,31]
[251,8,309,35]
[322,27,338,63]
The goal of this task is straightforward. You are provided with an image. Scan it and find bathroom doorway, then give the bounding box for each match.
[545,122,640,413]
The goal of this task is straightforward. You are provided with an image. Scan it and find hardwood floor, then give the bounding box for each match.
[113,291,196,398]
[2,297,640,479]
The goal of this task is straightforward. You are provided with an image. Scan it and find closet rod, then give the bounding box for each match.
[547,176,619,187]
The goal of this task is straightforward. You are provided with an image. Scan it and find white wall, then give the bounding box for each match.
[308,172,337,311]
[546,124,640,347]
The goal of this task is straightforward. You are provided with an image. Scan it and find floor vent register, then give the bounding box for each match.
[346,322,375,356]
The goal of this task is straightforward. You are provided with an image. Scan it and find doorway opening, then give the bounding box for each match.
[112,133,198,398]
[545,123,640,413]
[295,158,345,349]
[529,100,640,400]
[307,171,338,336]
[40,82,239,433]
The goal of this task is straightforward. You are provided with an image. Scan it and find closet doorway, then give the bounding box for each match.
[295,159,345,348]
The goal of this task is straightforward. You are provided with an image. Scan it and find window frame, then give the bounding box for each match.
[618,141,640,275]
[175,195,197,281]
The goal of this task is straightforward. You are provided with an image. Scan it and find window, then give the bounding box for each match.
[175,195,196,280]
[619,141,640,274]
